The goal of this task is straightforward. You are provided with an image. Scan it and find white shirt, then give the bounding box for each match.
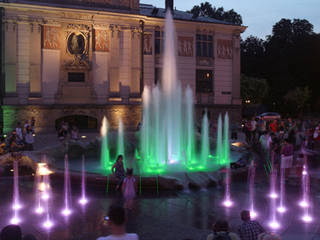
[97,233,139,240]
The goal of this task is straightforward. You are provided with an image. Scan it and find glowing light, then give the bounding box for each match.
[299,201,309,208]
[250,210,258,218]
[269,192,278,199]
[79,198,88,205]
[302,170,307,176]
[10,169,14,172]
[269,221,280,229]
[81,135,87,139]
[12,203,22,210]
[37,163,53,176]
[61,208,72,216]
[32,134,36,137]
[231,142,242,147]
[41,193,50,200]
[35,207,44,214]
[43,220,53,229]
[302,215,313,223]
[277,206,287,213]
[223,199,233,207]
[10,217,21,225]
[3,134,7,138]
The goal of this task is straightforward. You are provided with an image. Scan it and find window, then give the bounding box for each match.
[155,68,162,85]
[155,31,164,55]
[196,70,213,93]
[196,34,213,58]
[68,72,85,82]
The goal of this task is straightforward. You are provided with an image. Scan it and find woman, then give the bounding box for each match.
[280,139,294,178]
[112,155,125,190]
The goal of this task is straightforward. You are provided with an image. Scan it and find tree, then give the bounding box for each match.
[241,36,266,77]
[189,2,242,25]
[240,75,269,105]
[284,86,311,115]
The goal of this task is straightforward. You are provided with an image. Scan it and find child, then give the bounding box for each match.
[122,168,137,210]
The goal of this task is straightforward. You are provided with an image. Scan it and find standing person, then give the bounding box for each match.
[15,122,23,144]
[207,220,240,240]
[112,155,126,191]
[24,126,34,151]
[280,139,294,178]
[238,210,265,240]
[30,117,35,133]
[71,125,79,141]
[269,120,278,134]
[97,205,138,240]
[122,168,137,210]
[250,117,257,143]
[23,120,29,135]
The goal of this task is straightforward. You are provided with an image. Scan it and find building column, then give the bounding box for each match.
[109,26,120,95]
[232,32,241,105]
[16,21,31,104]
[119,29,132,103]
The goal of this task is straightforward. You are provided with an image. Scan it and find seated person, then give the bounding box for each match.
[207,220,240,240]
[97,205,138,240]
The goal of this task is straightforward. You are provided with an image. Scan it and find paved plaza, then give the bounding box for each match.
[0,133,320,240]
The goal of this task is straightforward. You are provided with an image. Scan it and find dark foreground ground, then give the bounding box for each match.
[0,171,320,240]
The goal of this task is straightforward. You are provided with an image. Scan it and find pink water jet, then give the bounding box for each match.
[10,160,22,224]
[248,161,257,218]
[79,155,88,206]
[277,166,287,214]
[268,151,280,230]
[299,154,313,223]
[61,154,72,216]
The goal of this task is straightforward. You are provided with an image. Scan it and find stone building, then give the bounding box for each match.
[0,0,246,133]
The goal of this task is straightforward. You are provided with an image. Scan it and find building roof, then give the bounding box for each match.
[140,4,237,26]
[1,0,242,28]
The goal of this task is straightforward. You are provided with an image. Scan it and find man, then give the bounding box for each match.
[97,205,138,240]
[238,210,264,240]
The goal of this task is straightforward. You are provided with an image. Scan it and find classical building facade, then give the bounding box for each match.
[0,0,246,132]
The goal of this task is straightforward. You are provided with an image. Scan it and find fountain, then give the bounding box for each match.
[61,154,72,216]
[79,154,88,205]
[277,166,287,213]
[101,116,111,174]
[184,86,196,169]
[10,160,21,224]
[300,154,313,223]
[42,171,53,229]
[222,113,233,208]
[268,151,280,229]
[117,119,126,168]
[216,114,223,165]
[248,160,257,218]
[200,111,209,169]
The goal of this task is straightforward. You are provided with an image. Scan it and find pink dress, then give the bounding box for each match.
[123,177,136,199]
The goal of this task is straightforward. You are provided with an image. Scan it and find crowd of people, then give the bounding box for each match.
[57,121,80,142]
[0,206,281,240]
[0,117,36,155]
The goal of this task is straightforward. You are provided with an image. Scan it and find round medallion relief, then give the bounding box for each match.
[67,33,85,55]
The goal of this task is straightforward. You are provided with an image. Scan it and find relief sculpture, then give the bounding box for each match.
[217,39,233,59]
[94,29,109,52]
[43,26,60,49]
[144,34,152,55]
[178,36,193,57]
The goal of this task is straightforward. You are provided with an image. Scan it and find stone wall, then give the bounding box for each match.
[1,104,241,133]
[1,104,142,133]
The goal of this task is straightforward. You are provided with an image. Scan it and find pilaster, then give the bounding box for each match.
[16,21,31,104]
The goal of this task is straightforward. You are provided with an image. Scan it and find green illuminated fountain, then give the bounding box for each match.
[117,118,126,169]
[200,111,209,169]
[216,114,223,165]
[100,117,112,175]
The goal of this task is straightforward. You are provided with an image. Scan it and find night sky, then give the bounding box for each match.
[142,0,320,39]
